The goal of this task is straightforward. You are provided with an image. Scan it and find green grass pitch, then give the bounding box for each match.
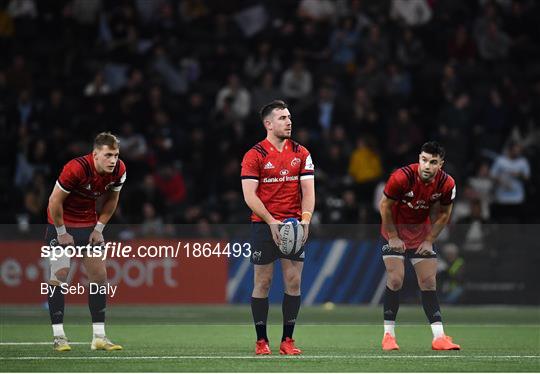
[1,305,539,372]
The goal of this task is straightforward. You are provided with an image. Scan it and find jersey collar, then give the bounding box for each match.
[263,138,289,153]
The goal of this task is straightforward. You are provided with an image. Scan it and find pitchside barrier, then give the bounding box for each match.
[0,224,537,305]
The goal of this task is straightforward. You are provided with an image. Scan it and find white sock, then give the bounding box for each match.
[52,323,65,337]
[384,320,395,337]
[431,322,445,339]
[93,323,105,338]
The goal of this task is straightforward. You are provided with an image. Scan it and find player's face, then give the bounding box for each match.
[93,145,119,174]
[267,108,292,139]
[418,152,443,182]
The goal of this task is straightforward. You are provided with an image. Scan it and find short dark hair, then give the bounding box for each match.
[420,141,445,159]
[259,100,288,122]
[94,132,120,150]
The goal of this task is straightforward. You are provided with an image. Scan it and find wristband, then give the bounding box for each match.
[94,221,105,233]
[55,225,67,236]
[301,211,312,223]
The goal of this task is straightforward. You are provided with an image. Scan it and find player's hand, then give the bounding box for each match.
[415,240,435,255]
[268,219,282,247]
[300,220,310,245]
[89,230,104,246]
[388,237,406,253]
[58,232,74,246]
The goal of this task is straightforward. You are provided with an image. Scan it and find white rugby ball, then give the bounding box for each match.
[278,218,304,256]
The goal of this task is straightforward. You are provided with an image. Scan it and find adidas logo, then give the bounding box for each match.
[405,191,414,197]
[264,162,275,169]
[85,184,91,190]
[384,309,394,316]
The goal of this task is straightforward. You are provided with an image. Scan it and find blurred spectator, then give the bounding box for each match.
[478,87,509,151]
[438,243,465,304]
[152,46,189,94]
[360,24,390,65]
[305,84,346,134]
[436,92,471,169]
[349,87,382,141]
[447,25,477,62]
[244,41,281,82]
[280,59,313,101]
[390,0,432,26]
[387,108,422,166]
[396,28,425,68]
[6,54,32,93]
[467,162,494,219]
[118,122,147,171]
[297,0,336,23]
[454,199,493,252]
[384,62,412,98]
[490,142,530,223]
[84,70,111,96]
[477,20,511,61]
[348,137,383,206]
[251,71,282,113]
[328,16,359,70]
[215,73,251,120]
[140,202,165,237]
[355,55,386,98]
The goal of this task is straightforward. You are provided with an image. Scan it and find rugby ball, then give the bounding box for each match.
[278,218,304,256]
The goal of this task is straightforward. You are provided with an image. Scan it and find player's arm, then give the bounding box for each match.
[89,189,122,245]
[417,202,453,255]
[241,180,282,245]
[48,185,74,245]
[379,195,405,252]
[418,177,456,254]
[425,202,453,243]
[300,177,315,244]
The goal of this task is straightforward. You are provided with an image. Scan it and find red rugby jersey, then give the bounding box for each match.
[381,163,455,248]
[47,154,126,227]
[241,139,314,222]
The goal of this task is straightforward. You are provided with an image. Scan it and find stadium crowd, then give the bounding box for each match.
[3,0,539,235]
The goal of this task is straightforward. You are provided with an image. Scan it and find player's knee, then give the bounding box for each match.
[87,269,107,284]
[387,276,403,290]
[418,276,436,290]
[284,273,301,293]
[50,268,69,284]
[255,277,272,294]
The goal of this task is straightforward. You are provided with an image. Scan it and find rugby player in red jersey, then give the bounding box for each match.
[45,132,125,351]
[379,141,460,351]
[241,100,315,355]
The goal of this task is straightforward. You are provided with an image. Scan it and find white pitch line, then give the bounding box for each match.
[0,342,86,345]
[0,355,538,360]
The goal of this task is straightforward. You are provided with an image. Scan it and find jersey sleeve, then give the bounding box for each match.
[111,160,127,191]
[241,149,260,181]
[383,169,408,201]
[56,160,85,193]
[300,147,315,181]
[440,175,456,205]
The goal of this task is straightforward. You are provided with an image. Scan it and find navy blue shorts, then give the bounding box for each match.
[381,244,437,263]
[249,222,305,265]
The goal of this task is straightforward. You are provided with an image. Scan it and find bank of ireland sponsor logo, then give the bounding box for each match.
[280,169,289,176]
